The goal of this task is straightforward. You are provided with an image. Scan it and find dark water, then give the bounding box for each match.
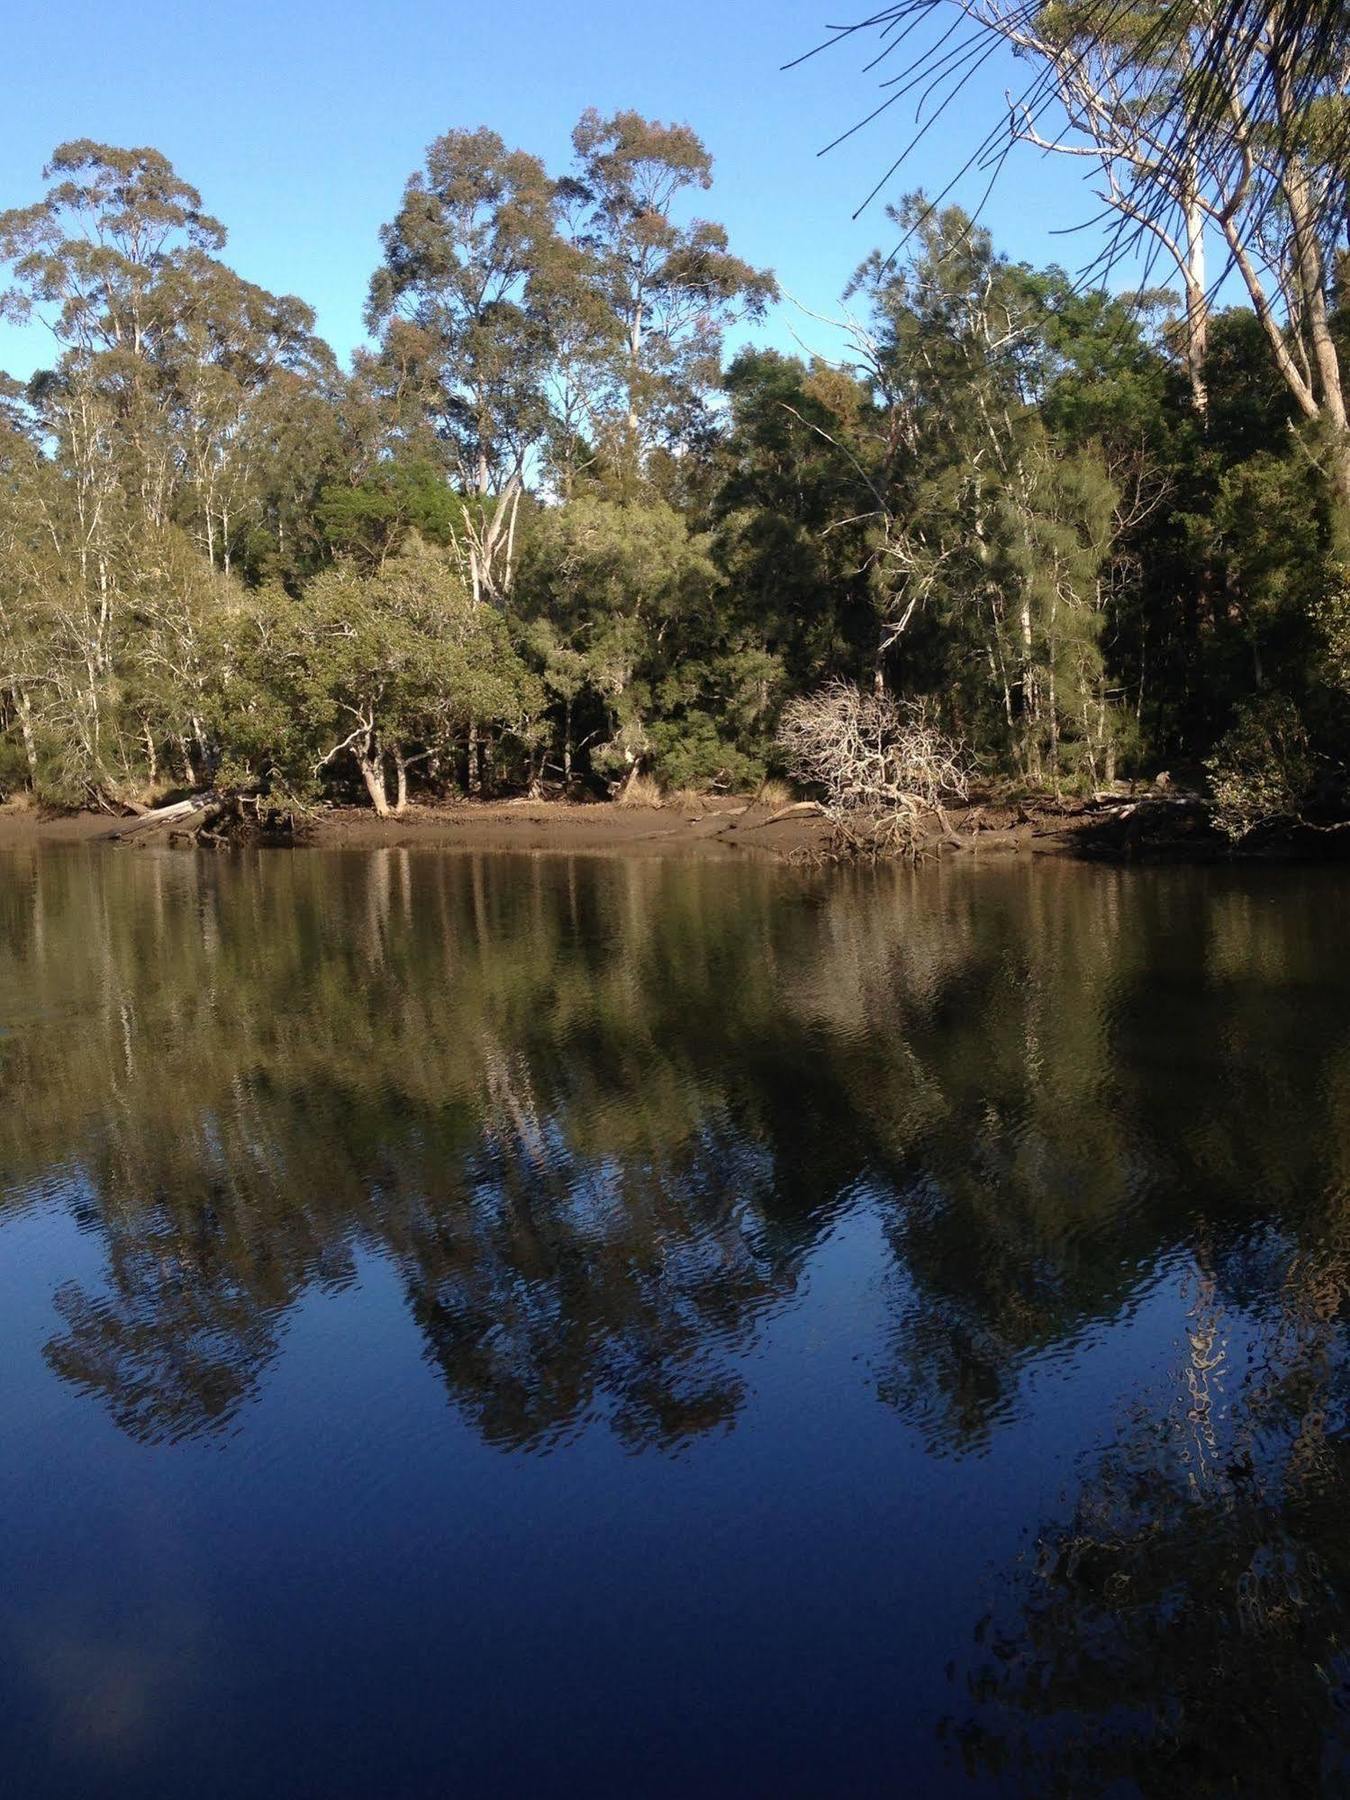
[2,846,1349,1798]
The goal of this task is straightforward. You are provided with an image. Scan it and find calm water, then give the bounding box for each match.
[2,846,1349,1798]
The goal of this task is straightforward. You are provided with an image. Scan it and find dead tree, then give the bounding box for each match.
[776,678,970,856]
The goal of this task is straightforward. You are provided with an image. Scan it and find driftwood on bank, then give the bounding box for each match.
[738,800,829,830]
[97,792,230,838]
[100,791,301,847]
[99,793,220,840]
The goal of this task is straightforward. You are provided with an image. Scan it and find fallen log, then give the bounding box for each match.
[1087,790,1209,812]
[739,800,829,831]
[99,793,218,840]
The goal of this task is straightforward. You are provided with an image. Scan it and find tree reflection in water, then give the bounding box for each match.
[948,1233,1350,1795]
[2,845,1349,1785]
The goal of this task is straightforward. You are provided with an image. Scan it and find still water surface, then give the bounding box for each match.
[2,845,1348,1797]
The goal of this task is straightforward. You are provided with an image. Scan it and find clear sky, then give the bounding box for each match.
[1,0,1126,380]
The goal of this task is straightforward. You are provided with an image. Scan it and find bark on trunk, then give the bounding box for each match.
[99,793,216,839]
[359,750,390,818]
[1182,177,1209,418]
[13,688,38,786]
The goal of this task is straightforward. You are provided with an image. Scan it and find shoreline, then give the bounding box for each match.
[0,791,1246,862]
[1,791,1343,864]
[0,797,830,859]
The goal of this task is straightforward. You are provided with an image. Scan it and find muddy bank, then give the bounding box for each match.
[309,797,834,857]
[0,797,832,858]
[1,789,1339,862]
[0,806,115,845]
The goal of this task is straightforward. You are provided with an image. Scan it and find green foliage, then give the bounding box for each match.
[1313,563,1350,695]
[0,732,32,798]
[0,131,1347,827]
[317,459,458,567]
[563,109,777,492]
[644,714,764,792]
[518,495,723,785]
[1205,695,1315,840]
[207,543,541,810]
[365,127,558,495]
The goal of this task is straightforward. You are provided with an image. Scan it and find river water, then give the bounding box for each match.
[1,845,1348,1797]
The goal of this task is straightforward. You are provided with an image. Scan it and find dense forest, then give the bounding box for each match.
[1,46,1347,835]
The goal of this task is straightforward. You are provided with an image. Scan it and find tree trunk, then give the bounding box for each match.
[393,751,409,816]
[99,793,217,839]
[359,749,390,818]
[1182,175,1209,418]
[13,687,38,787]
[1278,122,1350,508]
[618,755,643,802]
[627,307,643,443]
[503,484,521,599]
[1019,588,1040,781]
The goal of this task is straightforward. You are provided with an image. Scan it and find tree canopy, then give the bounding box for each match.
[0,101,1346,831]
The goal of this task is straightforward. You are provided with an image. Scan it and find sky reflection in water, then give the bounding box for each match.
[1,846,1348,1797]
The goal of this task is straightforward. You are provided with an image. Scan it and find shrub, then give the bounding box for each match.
[1205,695,1314,841]
[645,711,764,793]
[755,777,794,811]
[614,772,664,809]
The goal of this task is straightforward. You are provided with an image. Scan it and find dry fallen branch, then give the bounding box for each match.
[738,800,829,831]
[776,680,970,860]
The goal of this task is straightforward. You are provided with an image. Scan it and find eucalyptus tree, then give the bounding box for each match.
[1002,0,1347,468]
[0,141,227,520]
[0,142,350,798]
[0,399,61,789]
[151,256,337,573]
[784,202,1125,778]
[121,521,239,787]
[563,109,778,491]
[366,129,563,602]
[0,378,135,800]
[815,0,1350,499]
[0,140,226,354]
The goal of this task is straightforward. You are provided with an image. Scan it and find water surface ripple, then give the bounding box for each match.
[1,846,1348,1797]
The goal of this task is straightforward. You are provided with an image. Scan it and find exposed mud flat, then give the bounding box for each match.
[2,790,1339,862]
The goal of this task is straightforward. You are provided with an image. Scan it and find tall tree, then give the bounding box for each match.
[825,0,1350,496]
[564,109,777,489]
[367,126,561,494]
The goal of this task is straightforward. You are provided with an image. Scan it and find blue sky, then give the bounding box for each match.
[1,0,1129,380]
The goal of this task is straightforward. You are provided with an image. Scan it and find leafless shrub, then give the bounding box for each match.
[776,679,969,858]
